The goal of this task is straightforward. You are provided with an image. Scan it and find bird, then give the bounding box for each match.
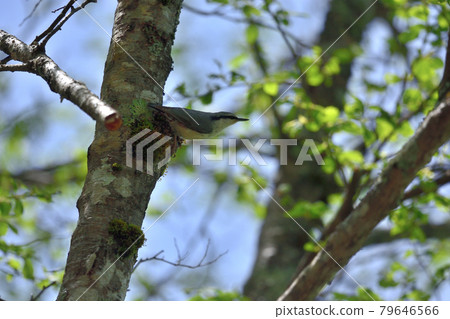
[148,104,248,139]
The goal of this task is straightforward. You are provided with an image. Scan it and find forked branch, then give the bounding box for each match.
[0,30,121,130]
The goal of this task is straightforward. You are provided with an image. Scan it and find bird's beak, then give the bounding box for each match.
[236,117,249,121]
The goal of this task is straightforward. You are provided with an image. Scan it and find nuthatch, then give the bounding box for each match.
[149,104,248,139]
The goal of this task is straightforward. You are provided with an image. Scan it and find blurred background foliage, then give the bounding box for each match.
[0,0,449,300]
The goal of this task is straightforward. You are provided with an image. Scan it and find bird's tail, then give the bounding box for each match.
[147,103,165,113]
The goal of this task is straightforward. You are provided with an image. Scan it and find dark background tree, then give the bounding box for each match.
[0,0,449,301]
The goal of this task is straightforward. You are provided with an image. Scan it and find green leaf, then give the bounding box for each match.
[0,201,12,216]
[398,121,414,137]
[6,273,13,282]
[200,91,213,105]
[283,119,302,137]
[14,198,24,216]
[254,203,267,219]
[37,279,51,290]
[304,241,321,253]
[323,56,340,75]
[412,56,444,84]
[339,121,362,135]
[382,0,407,7]
[0,222,7,236]
[404,290,430,301]
[384,73,402,84]
[362,125,376,146]
[379,277,399,288]
[437,13,449,29]
[407,5,429,21]
[333,47,354,63]
[230,71,245,83]
[23,258,35,280]
[334,288,381,301]
[402,88,422,111]
[317,106,339,124]
[242,5,260,18]
[289,200,328,219]
[344,98,364,117]
[398,25,423,43]
[209,0,228,4]
[7,222,18,234]
[174,83,186,96]
[7,258,21,271]
[305,65,324,86]
[249,89,273,111]
[376,117,394,140]
[337,150,364,165]
[213,172,228,184]
[245,25,259,44]
[390,205,428,239]
[229,53,248,69]
[304,120,320,132]
[190,289,248,301]
[262,82,278,96]
[321,156,336,174]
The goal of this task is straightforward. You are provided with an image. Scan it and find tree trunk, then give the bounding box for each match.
[57,0,183,301]
[244,0,378,300]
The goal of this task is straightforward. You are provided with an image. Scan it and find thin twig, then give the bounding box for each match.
[52,5,69,13]
[267,7,297,59]
[403,170,450,200]
[374,87,439,161]
[133,241,227,272]
[173,238,189,262]
[0,56,12,64]
[32,0,77,45]
[19,0,44,26]
[30,281,57,301]
[39,0,97,49]
[183,3,309,49]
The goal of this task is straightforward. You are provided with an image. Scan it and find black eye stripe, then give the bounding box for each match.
[211,115,238,120]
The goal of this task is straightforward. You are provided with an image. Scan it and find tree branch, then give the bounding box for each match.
[34,0,98,49]
[322,169,364,240]
[289,169,364,280]
[279,93,450,300]
[7,159,84,187]
[30,281,57,301]
[0,29,121,131]
[438,30,450,99]
[403,169,450,200]
[32,0,76,45]
[0,63,31,72]
[267,7,297,59]
[19,0,44,27]
[365,221,450,246]
[279,30,450,300]
[133,240,227,272]
[182,3,309,49]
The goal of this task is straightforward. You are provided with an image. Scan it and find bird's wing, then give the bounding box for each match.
[152,106,213,134]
